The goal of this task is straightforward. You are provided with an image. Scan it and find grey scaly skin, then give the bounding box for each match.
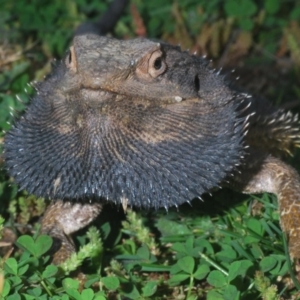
[4,34,300,263]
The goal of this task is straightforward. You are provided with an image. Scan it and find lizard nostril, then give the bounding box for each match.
[68,51,72,64]
[194,75,200,92]
[65,46,77,72]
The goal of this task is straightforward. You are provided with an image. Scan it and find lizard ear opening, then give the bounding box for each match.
[65,46,77,73]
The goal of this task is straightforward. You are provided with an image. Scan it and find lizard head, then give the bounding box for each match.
[63,34,232,106]
[4,35,247,208]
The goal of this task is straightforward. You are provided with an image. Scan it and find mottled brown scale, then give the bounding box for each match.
[40,201,102,264]
[4,34,300,264]
[229,151,300,258]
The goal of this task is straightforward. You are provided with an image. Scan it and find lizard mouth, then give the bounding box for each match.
[79,88,114,102]
[79,86,190,106]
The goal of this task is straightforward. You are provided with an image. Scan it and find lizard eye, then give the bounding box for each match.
[154,57,162,70]
[148,50,166,77]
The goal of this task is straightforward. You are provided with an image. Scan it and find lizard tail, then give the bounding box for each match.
[74,0,129,36]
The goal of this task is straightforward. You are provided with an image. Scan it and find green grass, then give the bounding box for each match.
[1,0,300,299]
[0,195,294,299]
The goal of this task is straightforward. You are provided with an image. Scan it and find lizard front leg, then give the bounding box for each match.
[40,200,102,264]
[229,152,300,259]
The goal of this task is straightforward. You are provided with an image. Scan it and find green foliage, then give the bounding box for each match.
[1,0,300,299]
[1,236,107,299]
[0,196,292,298]
[0,215,4,240]
[135,0,300,60]
[3,0,107,57]
[122,210,158,254]
[60,227,103,275]
[3,234,55,298]
[254,271,281,300]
